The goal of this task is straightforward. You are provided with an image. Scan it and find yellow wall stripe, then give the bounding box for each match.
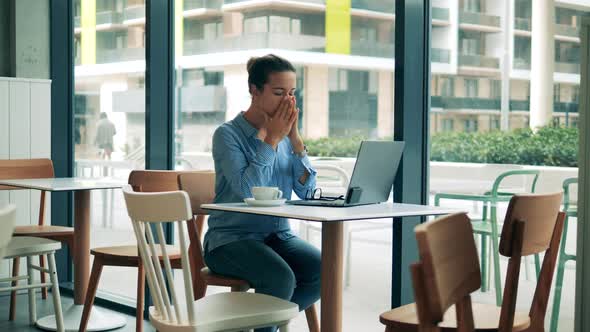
[175,0,184,58]
[325,0,351,54]
[81,0,96,65]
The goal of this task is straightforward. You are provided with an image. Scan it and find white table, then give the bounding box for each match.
[202,202,459,332]
[0,177,127,332]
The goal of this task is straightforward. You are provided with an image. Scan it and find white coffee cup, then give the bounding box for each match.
[251,187,283,201]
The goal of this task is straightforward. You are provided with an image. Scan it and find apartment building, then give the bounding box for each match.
[73,0,588,159]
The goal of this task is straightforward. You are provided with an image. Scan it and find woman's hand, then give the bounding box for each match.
[264,96,298,148]
[288,97,305,153]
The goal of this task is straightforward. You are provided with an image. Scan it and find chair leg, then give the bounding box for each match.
[48,253,64,332]
[39,254,48,300]
[490,205,503,306]
[27,256,37,325]
[137,262,145,332]
[480,233,488,292]
[305,304,320,332]
[550,215,571,332]
[9,257,20,320]
[79,257,104,332]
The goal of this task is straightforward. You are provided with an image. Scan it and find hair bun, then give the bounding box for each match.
[246,57,258,73]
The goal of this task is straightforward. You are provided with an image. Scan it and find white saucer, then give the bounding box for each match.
[244,198,286,207]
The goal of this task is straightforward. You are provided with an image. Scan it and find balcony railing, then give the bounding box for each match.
[96,11,123,25]
[514,17,531,31]
[432,7,450,21]
[350,40,394,58]
[458,54,500,69]
[351,0,394,13]
[180,86,226,112]
[432,48,451,63]
[555,23,579,38]
[459,11,501,28]
[555,61,580,74]
[96,47,145,64]
[124,5,145,21]
[223,0,325,5]
[513,58,531,70]
[184,33,325,55]
[185,0,223,10]
[431,96,578,113]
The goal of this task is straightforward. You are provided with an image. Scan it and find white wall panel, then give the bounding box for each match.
[0,81,8,159]
[9,81,31,159]
[30,82,51,158]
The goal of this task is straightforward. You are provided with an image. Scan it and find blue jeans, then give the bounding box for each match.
[204,234,321,332]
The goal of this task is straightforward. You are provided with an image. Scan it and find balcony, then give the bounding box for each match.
[514,17,531,31]
[350,40,394,58]
[96,11,123,25]
[180,86,226,112]
[124,5,145,22]
[555,23,579,38]
[458,54,500,69]
[459,11,501,29]
[555,61,580,74]
[351,0,394,13]
[184,33,325,55]
[185,0,223,10]
[432,7,450,22]
[432,48,451,63]
[96,47,145,64]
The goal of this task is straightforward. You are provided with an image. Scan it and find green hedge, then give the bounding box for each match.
[305,126,578,167]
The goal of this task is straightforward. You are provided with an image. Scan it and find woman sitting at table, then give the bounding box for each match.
[205,54,321,332]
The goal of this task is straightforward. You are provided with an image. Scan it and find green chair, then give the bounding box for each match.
[434,169,541,306]
[550,177,578,332]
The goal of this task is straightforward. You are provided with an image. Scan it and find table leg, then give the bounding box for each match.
[36,189,126,331]
[321,221,344,332]
[74,190,91,304]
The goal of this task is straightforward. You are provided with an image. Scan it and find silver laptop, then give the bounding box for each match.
[287,140,405,207]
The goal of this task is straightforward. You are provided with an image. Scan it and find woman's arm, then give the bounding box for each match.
[213,127,276,199]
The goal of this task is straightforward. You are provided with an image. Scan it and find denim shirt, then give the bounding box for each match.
[204,113,317,253]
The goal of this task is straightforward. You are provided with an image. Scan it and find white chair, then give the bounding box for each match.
[122,185,299,332]
[0,204,64,332]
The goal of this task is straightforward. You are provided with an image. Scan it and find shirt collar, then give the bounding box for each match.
[234,112,258,138]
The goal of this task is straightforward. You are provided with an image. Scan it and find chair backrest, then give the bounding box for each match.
[177,171,216,216]
[491,169,540,196]
[563,177,578,209]
[177,171,216,291]
[122,185,196,326]
[128,170,184,192]
[411,213,480,331]
[0,159,55,190]
[0,159,54,226]
[497,192,564,332]
[0,204,17,261]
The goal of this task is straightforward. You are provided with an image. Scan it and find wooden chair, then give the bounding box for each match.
[122,185,299,331]
[0,204,65,332]
[79,170,201,332]
[380,192,565,332]
[178,171,320,332]
[0,159,75,320]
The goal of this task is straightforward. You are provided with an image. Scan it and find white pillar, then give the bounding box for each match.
[530,0,555,129]
[303,65,329,138]
[223,64,251,121]
[377,71,394,138]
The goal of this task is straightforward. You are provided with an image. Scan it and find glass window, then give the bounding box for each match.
[464,78,478,98]
[73,0,146,301]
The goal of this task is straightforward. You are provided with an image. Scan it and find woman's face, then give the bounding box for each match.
[252,71,296,117]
